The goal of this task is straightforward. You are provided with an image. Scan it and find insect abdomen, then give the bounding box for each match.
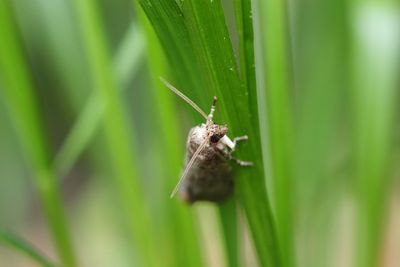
[181,154,233,203]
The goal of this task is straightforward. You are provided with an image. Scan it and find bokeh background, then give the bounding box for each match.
[0,0,399,267]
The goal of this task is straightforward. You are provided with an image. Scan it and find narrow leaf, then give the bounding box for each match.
[0,2,77,266]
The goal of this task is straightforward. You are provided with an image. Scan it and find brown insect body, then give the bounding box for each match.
[160,77,252,203]
[181,124,233,203]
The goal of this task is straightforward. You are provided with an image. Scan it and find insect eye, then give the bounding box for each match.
[210,134,221,143]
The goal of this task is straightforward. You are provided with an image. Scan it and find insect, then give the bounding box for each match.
[160,77,253,203]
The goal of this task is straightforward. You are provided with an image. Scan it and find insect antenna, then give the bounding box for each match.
[160,77,208,120]
[170,138,209,198]
[207,96,217,123]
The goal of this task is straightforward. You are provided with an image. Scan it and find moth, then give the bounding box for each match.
[160,77,253,203]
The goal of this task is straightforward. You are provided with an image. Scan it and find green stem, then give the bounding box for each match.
[53,22,145,177]
[72,1,157,266]
[349,3,399,267]
[0,2,77,267]
[253,0,293,266]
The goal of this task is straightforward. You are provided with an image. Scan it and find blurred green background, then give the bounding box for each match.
[0,0,399,267]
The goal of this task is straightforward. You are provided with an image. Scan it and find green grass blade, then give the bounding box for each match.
[53,22,145,177]
[253,0,294,266]
[0,229,58,267]
[232,1,260,266]
[138,1,206,108]
[234,0,257,105]
[291,1,349,266]
[112,23,146,88]
[181,1,280,266]
[349,3,400,267]
[234,0,260,141]
[71,1,158,266]
[0,2,77,267]
[134,6,204,267]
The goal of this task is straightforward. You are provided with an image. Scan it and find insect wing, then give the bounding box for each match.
[170,138,208,198]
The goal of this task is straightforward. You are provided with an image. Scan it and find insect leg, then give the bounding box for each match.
[223,149,253,166]
[233,135,248,146]
[229,155,253,166]
[207,96,218,123]
[223,135,253,165]
[227,135,249,152]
